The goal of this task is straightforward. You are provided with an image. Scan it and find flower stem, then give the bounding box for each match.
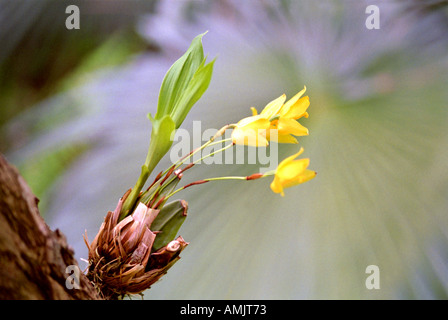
[167,126,235,173]
[165,172,269,200]
[119,164,151,220]
[191,141,235,165]
[119,124,236,219]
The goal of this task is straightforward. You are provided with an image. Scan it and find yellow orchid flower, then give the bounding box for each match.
[232,86,310,146]
[231,115,271,147]
[270,147,316,196]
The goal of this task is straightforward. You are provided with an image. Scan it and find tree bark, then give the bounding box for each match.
[0,153,101,300]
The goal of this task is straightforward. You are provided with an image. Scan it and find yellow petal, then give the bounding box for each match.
[260,94,286,119]
[231,127,269,146]
[232,116,270,146]
[276,169,316,191]
[234,114,263,128]
[276,134,299,144]
[270,177,285,196]
[297,169,317,184]
[276,159,310,182]
[280,86,306,112]
[250,107,258,116]
[275,148,305,174]
[270,148,315,196]
[277,118,309,136]
[279,147,305,167]
[281,96,310,119]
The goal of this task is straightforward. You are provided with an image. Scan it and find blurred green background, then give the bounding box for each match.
[1,0,448,299]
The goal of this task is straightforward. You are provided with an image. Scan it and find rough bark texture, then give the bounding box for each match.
[0,154,101,300]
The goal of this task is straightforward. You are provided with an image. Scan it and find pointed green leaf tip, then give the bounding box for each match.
[155,32,215,129]
[151,200,188,250]
[171,57,215,127]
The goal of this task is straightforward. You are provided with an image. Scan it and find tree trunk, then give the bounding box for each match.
[0,154,101,300]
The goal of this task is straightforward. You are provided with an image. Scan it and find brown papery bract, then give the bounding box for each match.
[84,191,188,299]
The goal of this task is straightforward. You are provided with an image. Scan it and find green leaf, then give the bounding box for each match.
[145,114,176,170]
[155,32,207,122]
[121,33,213,219]
[171,58,215,128]
[151,200,188,250]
